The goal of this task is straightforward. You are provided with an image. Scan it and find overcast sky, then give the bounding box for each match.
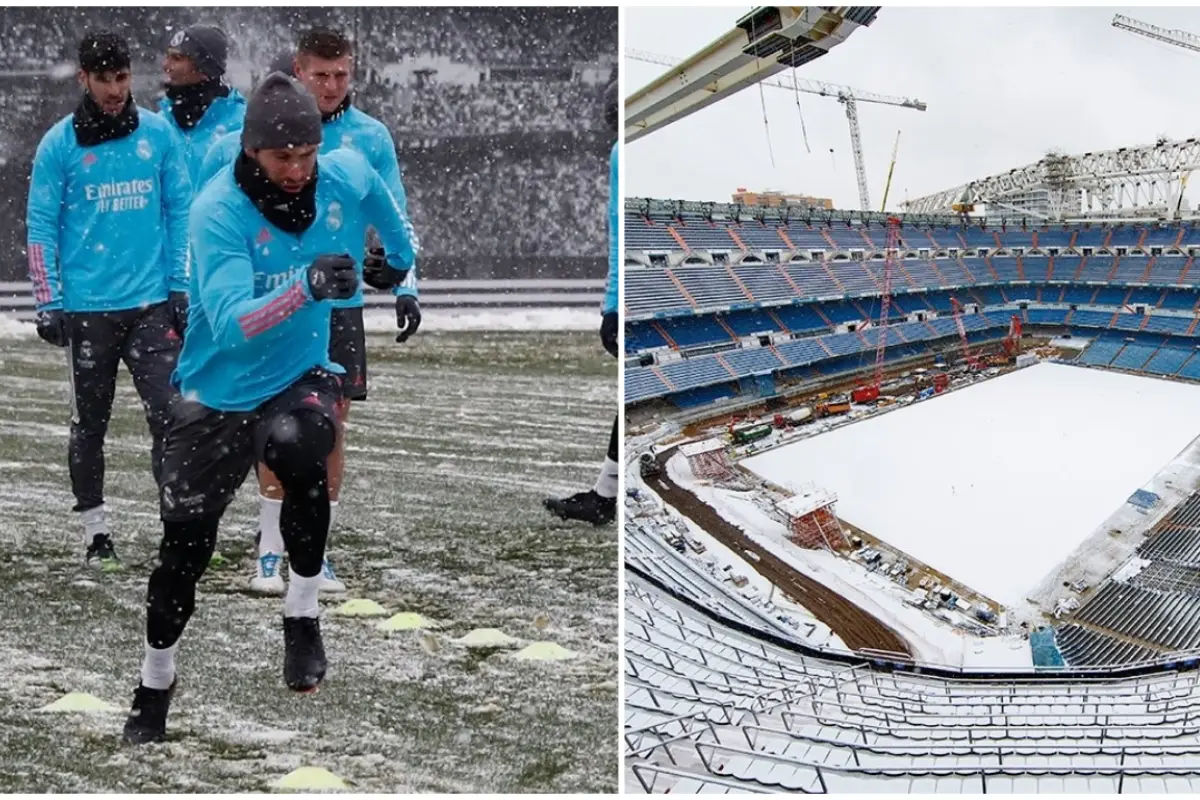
[625,6,1200,211]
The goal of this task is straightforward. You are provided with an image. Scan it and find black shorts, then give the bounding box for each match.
[330,306,368,401]
[158,368,342,522]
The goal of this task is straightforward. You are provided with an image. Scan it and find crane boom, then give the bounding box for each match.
[1112,14,1200,54]
[626,48,927,212]
[873,217,900,389]
[625,48,927,110]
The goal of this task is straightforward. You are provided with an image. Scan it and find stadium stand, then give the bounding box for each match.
[625,568,1200,793]
[625,200,1200,409]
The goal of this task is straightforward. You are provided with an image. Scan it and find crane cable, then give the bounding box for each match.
[757,81,777,169]
[791,68,812,154]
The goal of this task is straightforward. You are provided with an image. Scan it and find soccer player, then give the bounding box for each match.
[201,29,420,594]
[158,24,246,187]
[26,32,191,567]
[544,77,620,526]
[121,73,417,744]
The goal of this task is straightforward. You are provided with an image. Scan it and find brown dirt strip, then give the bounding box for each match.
[650,448,913,656]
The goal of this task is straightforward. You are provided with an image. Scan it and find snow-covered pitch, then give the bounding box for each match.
[742,362,1200,607]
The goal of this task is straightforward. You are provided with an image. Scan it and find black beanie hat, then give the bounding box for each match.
[268,50,296,78]
[242,72,322,150]
[79,31,131,74]
[168,24,228,79]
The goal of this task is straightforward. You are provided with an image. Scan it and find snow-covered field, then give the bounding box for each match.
[0,328,617,792]
[741,362,1200,607]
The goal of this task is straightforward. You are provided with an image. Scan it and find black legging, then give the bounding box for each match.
[145,410,335,649]
[607,416,617,462]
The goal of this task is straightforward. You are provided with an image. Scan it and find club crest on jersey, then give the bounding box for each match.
[214,125,227,137]
[82,152,98,169]
[170,29,186,48]
[136,139,153,160]
[325,201,343,232]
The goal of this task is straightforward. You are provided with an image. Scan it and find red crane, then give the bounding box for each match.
[949,296,984,371]
[851,216,901,404]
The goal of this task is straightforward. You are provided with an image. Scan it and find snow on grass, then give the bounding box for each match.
[0,331,617,792]
[362,307,597,333]
[741,362,1200,608]
[0,313,34,339]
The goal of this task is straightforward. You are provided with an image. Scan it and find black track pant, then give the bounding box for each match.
[607,416,617,462]
[145,369,341,649]
[66,302,180,513]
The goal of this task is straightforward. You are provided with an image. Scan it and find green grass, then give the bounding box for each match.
[0,329,618,793]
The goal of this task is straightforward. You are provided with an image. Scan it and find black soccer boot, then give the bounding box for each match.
[85,533,122,573]
[283,616,327,693]
[122,679,176,745]
[543,490,616,526]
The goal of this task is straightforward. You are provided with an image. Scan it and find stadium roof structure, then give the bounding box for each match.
[903,137,1200,223]
[626,7,879,143]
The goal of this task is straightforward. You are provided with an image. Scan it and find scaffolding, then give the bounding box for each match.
[778,487,846,551]
[680,438,732,481]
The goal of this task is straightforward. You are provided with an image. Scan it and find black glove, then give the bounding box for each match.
[395,294,422,343]
[167,291,189,337]
[307,254,358,301]
[600,311,618,358]
[362,246,411,291]
[35,309,68,348]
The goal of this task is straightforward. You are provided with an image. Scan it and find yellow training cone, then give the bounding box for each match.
[376,612,435,632]
[39,692,118,713]
[455,628,518,648]
[332,599,388,617]
[513,642,576,661]
[271,766,348,791]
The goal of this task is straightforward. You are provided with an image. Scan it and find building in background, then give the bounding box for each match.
[732,187,833,210]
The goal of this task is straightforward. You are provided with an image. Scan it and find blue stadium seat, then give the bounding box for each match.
[660,315,733,348]
[674,220,738,251]
[671,265,750,308]
[626,321,669,353]
[773,305,830,332]
[722,347,783,374]
[624,367,670,403]
[1144,342,1196,376]
[736,222,788,250]
[626,217,681,250]
[624,269,691,316]
[722,309,782,336]
[1161,289,1198,311]
[1111,341,1158,370]
[733,264,798,305]
[1093,287,1127,306]
[1023,257,1051,282]
[785,263,842,297]
[1148,257,1189,285]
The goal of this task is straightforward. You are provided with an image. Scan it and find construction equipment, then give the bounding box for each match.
[851,217,901,403]
[1113,14,1200,54]
[949,297,984,371]
[625,48,926,212]
[1002,315,1023,359]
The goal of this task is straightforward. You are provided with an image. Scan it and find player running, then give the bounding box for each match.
[121,73,417,744]
[201,28,420,594]
[26,32,192,568]
[545,76,620,526]
[158,24,245,187]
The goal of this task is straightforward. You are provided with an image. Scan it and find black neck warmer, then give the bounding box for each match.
[73,92,139,147]
[322,93,352,123]
[164,80,230,131]
[233,151,318,234]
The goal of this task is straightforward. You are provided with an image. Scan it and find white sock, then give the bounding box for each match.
[284,569,321,619]
[81,505,107,544]
[258,495,284,556]
[593,458,620,499]
[141,640,179,690]
[328,500,339,535]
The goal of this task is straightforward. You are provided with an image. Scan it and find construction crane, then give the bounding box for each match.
[851,217,901,404]
[949,297,984,372]
[1112,14,1200,53]
[626,48,927,212]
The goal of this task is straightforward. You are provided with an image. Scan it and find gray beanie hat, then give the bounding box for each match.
[168,24,228,79]
[241,72,323,150]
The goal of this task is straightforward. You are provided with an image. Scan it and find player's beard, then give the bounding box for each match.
[233,152,319,234]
